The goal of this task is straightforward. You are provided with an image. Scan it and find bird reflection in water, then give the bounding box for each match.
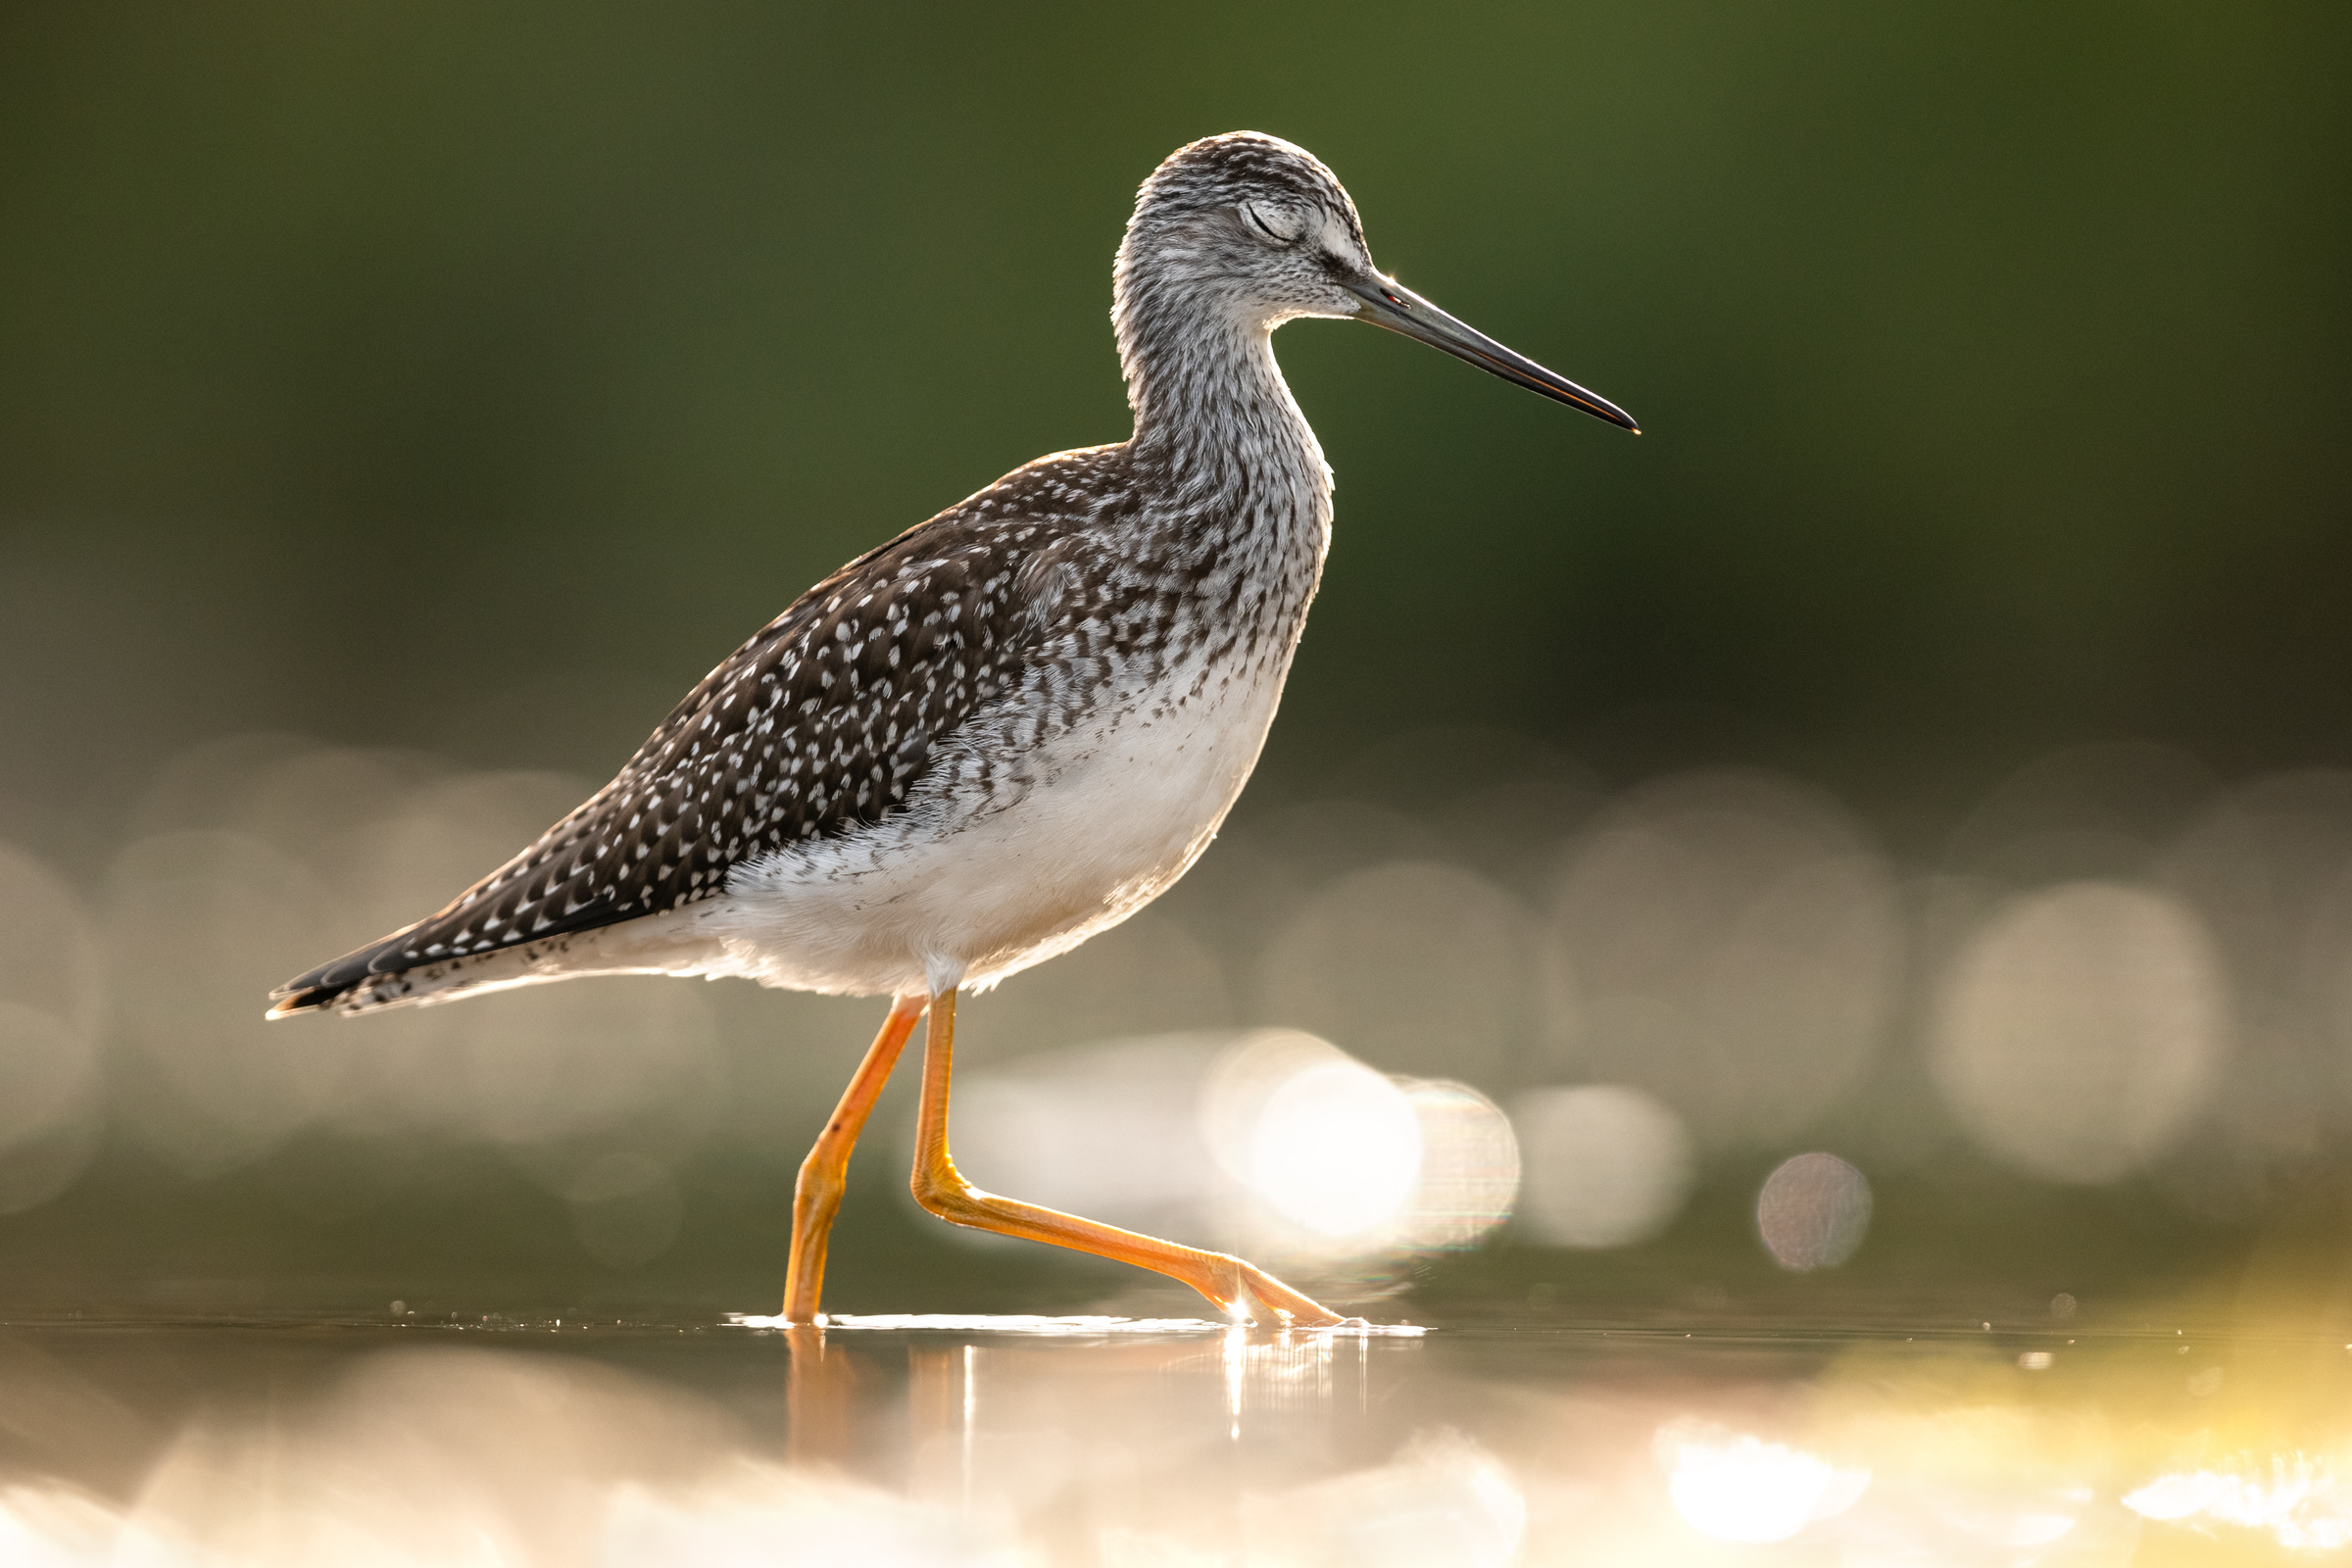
[763,1312,1422,1502]
[781,1322,853,1469]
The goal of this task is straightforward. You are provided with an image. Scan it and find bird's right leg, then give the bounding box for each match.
[908,985,1348,1327]
[781,992,928,1323]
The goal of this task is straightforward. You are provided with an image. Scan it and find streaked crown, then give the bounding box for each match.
[1130,131,1368,255]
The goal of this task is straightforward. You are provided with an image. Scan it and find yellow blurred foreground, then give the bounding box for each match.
[3,1310,2349,1565]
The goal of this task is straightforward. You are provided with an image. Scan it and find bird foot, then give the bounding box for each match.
[1224,1257,1348,1329]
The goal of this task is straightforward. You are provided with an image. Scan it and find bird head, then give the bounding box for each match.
[1118,131,1637,431]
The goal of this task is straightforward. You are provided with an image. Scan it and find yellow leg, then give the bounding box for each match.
[782,993,928,1323]
[908,987,1347,1327]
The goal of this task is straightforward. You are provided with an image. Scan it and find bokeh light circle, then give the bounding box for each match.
[1931,881,2226,1183]
[1512,1085,1694,1248]
[1755,1152,1872,1270]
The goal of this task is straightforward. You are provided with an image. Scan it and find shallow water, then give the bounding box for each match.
[3,1303,2344,1564]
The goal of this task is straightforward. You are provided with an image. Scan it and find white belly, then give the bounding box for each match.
[605,654,1289,998]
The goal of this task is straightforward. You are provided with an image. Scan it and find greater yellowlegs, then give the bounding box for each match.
[270,131,1636,1327]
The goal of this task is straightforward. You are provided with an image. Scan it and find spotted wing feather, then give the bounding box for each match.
[270,482,1097,1013]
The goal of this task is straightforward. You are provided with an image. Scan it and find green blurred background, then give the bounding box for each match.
[1,1,2348,1327]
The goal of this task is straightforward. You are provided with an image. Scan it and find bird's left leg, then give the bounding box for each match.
[908,985,1348,1327]
[782,992,928,1323]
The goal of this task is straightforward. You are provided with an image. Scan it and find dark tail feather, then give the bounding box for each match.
[265,926,421,1019]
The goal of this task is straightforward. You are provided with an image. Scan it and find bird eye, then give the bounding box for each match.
[1237,201,1292,244]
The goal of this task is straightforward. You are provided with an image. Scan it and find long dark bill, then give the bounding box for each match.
[1344,274,1638,432]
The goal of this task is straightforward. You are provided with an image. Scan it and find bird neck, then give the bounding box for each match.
[1114,289,1330,509]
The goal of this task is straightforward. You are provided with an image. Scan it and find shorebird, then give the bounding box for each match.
[270,131,1636,1327]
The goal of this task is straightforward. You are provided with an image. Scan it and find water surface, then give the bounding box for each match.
[3,1300,2340,1563]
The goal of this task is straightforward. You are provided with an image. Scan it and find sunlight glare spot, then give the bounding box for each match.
[2124,1456,2352,1550]
[1248,1060,1421,1237]
[0,1484,127,1568]
[1658,1424,1868,1544]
